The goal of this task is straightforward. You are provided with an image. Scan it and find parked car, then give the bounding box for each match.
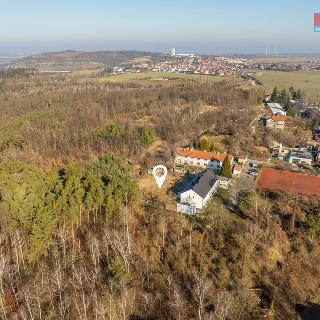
[248,169,259,176]
[249,162,259,169]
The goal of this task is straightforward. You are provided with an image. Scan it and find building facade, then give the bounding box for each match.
[265,116,286,130]
[175,148,233,171]
[177,170,226,215]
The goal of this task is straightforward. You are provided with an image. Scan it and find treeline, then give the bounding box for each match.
[270,86,302,116]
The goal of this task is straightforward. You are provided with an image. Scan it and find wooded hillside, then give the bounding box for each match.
[0,72,318,319]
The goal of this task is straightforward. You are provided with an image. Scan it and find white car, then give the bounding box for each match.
[248,169,259,176]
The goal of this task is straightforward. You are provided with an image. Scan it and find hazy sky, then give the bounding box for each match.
[1,0,320,55]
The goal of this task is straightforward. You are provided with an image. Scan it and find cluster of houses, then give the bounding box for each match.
[174,148,246,214]
[250,61,320,72]
[114,55,251,77]
[170,96,320,216]
[270,143,318,165]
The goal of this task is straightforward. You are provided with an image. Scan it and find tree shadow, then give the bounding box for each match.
[296,302,320,320]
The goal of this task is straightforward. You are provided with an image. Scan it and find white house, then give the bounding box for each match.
[232,164,243,177]
[265,116,286,130]
[177,170,229,215]
[175,148,233,171]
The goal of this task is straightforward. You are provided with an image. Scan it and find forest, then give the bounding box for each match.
[0,72,318,319]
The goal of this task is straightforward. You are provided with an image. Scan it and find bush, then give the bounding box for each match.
[138,125,156,147]
[216,188,229,202]
[96,123,126,139]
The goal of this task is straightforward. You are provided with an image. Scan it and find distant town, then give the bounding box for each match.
[113,48,320,78]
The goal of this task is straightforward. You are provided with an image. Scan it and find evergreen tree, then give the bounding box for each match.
[296,88,302,100]
[199,138,210,151]
[60,166,85,223]
[289,86,295,99]
[96,123,126,139]
[280,89,290,110]
[83,169,105,217]
[270,87,278,102]
[220,155,232,178]
[138,125,156,147]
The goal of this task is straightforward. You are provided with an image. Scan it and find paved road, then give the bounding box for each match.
[242,158,313,178]
[241,158,270,178]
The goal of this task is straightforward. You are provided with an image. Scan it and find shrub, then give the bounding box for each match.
[138,125,156,147]
[96,123,126,139]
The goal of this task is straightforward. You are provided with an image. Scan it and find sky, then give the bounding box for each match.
[1,0,320,55]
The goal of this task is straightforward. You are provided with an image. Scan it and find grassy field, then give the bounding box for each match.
[250,55,320,64]
[79,71,230,84]
[253,70,320,99]
[71,69,98,76]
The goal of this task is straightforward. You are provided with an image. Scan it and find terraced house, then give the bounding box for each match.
[175,148,233,171]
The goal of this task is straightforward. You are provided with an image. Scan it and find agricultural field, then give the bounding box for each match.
[79,71,232,84]
[253,70,320,99]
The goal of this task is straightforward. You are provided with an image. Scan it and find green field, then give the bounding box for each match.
[79,71,229,84]
[253,70,320,99]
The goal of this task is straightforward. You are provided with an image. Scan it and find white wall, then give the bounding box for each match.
[288,157,312,165]
[180,190,204,209]
[175,155,222,170]
[179,181,219,211]
[177,203,197,215]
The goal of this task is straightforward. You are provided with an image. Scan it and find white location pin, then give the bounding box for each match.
[152,165,168,189]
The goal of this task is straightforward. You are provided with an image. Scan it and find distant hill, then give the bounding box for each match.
[9,50,168,71]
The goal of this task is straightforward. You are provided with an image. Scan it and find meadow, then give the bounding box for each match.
[80,71,228,83]
[253,70,320,99]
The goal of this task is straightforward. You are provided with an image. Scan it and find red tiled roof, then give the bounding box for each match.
[176,148,231,162]
[257,167,320,196]
[268,116,286,122]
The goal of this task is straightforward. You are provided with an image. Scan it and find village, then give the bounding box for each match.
[113,51,320,79]
[113,53,251,77]
[155,89,320,216]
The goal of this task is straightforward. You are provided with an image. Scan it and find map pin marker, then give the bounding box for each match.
[152,165,168,189]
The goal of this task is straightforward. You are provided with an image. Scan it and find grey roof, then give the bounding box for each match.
[267,102,287,115]
[182,169,217,199]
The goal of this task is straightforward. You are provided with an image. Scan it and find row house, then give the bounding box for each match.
[175,148,233,171]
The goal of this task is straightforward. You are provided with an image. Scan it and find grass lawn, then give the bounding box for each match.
[78,71,229,84]
[71,69,98,76]
[253,70,320,99]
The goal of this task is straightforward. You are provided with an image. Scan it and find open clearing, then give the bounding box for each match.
[253,70,320,99]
